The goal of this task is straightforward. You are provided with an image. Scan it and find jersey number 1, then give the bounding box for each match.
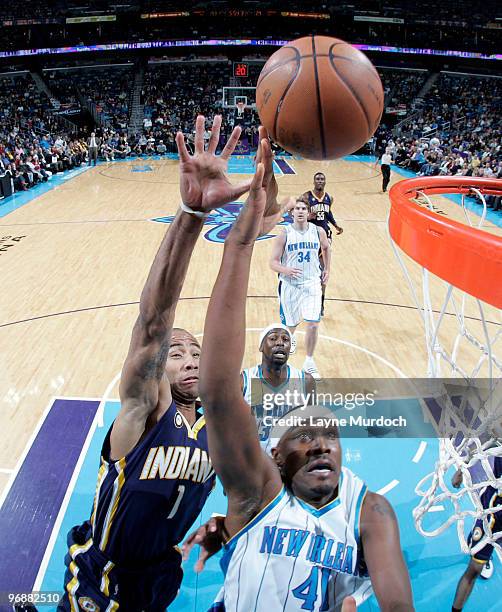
[167,485,185,519]
[292,566,331,611]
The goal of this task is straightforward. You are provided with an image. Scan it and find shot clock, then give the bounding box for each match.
[233,62,249,78]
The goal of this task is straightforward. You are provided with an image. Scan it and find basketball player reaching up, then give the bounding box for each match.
[57,115,254,612]
[242,324,316,453]
[301,172,343,316]
[270,199,330,378]
[198,136,414,611]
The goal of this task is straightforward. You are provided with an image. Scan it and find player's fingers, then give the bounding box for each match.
[194,115,205,154]
[207,517,218,531]
[181,539,194,560]
[279,196,290,211]
[193,532,205,543]
[220,126,242,160]
[207,115,222,155]
[258,125,269,142]
[230,178,254,201]
[260,136,273,167]
[249,163,265,197]
[255,139,262,165]
[176,131,191,162]
[341,596,357,612]
[194,547,211,573]
[283,196,296,212]
[182,525,208,559]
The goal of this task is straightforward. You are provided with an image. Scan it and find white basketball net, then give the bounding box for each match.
[389,186,502,557]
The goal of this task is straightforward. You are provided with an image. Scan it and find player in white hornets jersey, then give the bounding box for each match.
[216,417,371,611]
[196,134,414,612]
[242,323,316,453]
[270,199,331,379]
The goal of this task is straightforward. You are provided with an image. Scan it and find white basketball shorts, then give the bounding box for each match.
[278,280,322,327]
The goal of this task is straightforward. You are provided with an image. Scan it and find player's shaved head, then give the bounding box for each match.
[277,422,340,446]
[171,328,200,347]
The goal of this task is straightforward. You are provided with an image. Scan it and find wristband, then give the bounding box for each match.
[180,201,208,219]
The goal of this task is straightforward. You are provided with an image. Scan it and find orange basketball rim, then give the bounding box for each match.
[389,176,502,309]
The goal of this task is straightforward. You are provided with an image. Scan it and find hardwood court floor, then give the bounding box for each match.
[0,157,500,495]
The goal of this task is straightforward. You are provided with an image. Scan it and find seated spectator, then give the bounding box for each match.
[5,162,28,191]
[145,136,156,156]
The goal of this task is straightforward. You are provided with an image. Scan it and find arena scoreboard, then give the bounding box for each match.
[233,62,249,77]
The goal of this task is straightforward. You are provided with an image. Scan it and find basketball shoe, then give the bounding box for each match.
[481,560,493,580]
[303,357,321,379]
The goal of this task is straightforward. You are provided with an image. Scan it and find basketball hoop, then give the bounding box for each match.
[388,176,502,556]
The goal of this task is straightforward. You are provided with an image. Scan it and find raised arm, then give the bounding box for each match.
[360,492,414,611]
[199,138,282,530]
[112,212,203,459]
[111,115,252,460]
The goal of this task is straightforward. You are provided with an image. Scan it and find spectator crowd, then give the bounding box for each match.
[0,73,88,192]
[374,74,501,209]
[1,64,500,213]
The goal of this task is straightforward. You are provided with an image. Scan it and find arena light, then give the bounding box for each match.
[0,39,499,61]
[66,16,117,24]
[140,12,190,19]
[280,12,330,19]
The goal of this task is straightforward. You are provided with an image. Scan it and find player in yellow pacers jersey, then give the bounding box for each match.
[57,115,254,612]
[301,172,343,316]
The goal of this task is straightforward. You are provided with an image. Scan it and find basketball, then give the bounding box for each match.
[256,35,384,160]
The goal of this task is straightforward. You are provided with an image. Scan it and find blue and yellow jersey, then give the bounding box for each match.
[480,455,502,513]
[306,190,335,239]
[469,456,502,563]
[90,401,215,566]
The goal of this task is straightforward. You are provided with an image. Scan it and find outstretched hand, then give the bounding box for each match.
[182,515,226,573]
[230,158,267,246]
[175,115,252,213]
[254,126,290,236]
